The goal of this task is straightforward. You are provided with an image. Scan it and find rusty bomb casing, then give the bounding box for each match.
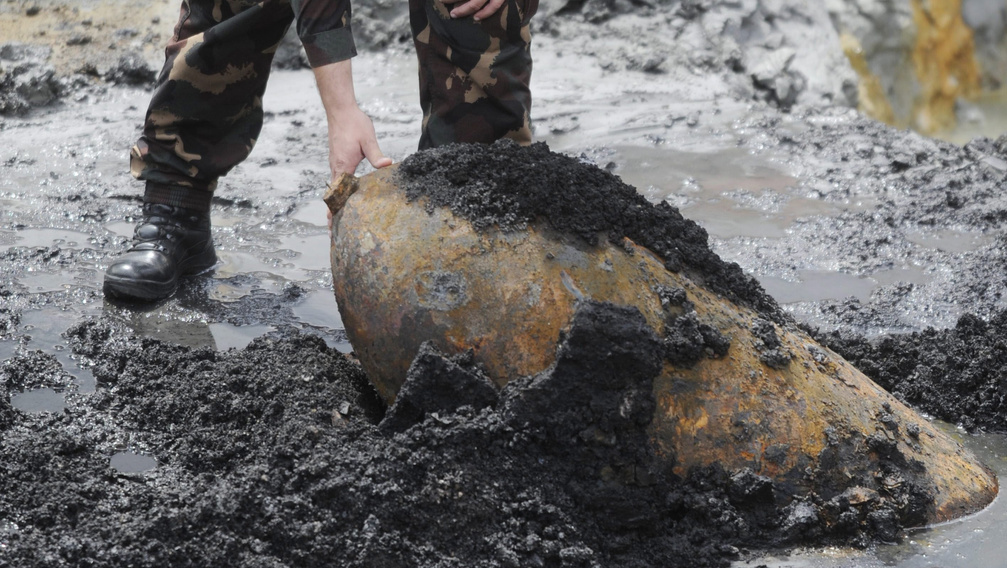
[325,167,997,525]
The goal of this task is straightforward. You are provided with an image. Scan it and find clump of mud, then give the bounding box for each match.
[399,140,786,325]
[655,284,732,367]
[817,309,1007,432]
[0,44,63,115]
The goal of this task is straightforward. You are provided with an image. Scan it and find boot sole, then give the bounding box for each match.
[103,249,218,302]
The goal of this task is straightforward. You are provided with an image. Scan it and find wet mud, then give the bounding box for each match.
[0,305,926,567]
[3,0,1007,566]
[4,140,988,567]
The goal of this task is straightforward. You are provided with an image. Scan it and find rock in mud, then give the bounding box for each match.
[327,140,997,533]
[103,51,156,86]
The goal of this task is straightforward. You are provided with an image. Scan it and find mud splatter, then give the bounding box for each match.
[751,318,792,370]
[655,284,731,367]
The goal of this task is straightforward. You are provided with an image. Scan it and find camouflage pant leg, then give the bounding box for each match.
[410,0,538,149]
[131,0,294,208]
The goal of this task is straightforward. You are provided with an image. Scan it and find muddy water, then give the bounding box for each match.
[598,144,916,307]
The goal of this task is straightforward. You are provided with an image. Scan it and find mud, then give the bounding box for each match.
[0,1,169,115]
[711,107,1007,336]
[655,284,732,367]
[3,0,1007,565]
[0,303,932,568]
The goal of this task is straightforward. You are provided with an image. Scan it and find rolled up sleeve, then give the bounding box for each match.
[290,0,357,67]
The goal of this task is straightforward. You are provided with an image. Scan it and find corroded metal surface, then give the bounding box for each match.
[327,165,997,525]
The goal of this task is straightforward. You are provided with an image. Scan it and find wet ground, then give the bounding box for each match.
[5,0,1007,566]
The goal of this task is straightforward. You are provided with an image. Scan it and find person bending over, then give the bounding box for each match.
[103,0,538,301]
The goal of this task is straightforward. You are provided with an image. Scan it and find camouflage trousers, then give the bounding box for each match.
[132,0,537,211]
[410,0,537,149]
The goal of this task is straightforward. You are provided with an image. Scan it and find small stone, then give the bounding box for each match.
[66,35,91,46]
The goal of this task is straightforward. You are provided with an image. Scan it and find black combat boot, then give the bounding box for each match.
[103,203,217,301]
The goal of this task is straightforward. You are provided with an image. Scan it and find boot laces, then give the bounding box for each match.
[127,204,202,253]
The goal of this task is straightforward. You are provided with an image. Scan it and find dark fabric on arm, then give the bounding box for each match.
[291,0,357,67]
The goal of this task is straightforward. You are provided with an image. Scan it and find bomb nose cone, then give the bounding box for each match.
[326,143,996,527]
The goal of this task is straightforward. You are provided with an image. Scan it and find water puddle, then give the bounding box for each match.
[105,305,216,351]
[291,288,352,352]
[290,202,329,227]
[682,204,790,239]
[10,387,66,413]
[739,427,1007,568]
[272,232,331,273]
[18,310,95,393]
[871,266,933,288]
[906,227,994,254]
[757,267,933,305]
[213,250,296,281]
[19,269,99,294]
[208,322,274,351]
[206,252,295,302]
[617,145,798,198]
[105,220,135,239]
[611,144,821,239]
[0,339,17,362]
[291,288,344,331]
[109,451,157,474]
[0,228,91,252]
[759,271,879,304]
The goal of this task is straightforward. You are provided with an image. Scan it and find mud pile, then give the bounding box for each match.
[0,316,902,568]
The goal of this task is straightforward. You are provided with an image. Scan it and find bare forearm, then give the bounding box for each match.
[312,60,391,176]
[313,59,358,119]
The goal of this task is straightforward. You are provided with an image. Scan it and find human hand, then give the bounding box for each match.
[439,0,506,21]
[327,105,393,177]
[311,59,393,178]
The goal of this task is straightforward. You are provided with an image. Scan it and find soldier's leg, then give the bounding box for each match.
[106,0,295,301]
[409,0,538,149]
[132,0,296,210]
